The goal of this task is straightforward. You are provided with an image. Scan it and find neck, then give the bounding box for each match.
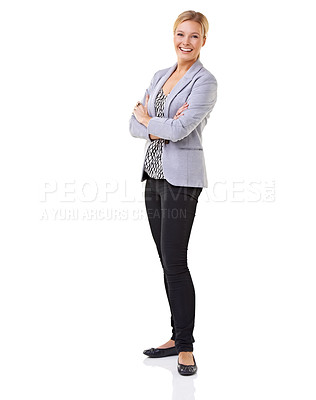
[175,57,198,75]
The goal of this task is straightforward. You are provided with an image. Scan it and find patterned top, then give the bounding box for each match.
[144,87,168,179]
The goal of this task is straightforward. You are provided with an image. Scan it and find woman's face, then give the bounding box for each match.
[174,20,206,62]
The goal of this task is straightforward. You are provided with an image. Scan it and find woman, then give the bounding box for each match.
[129,10,217,376]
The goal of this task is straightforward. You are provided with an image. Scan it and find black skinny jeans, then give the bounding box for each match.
[144,177,203,353]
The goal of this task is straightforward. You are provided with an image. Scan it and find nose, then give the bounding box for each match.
[182,36,191,45]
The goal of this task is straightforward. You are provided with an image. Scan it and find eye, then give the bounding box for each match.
[177,33,199,38]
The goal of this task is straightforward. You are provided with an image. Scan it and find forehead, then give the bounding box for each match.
[176,20,202,34]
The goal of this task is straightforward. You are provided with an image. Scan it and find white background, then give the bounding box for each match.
[1,0,315,399]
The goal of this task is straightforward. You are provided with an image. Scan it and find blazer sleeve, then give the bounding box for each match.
[129,72,158,141]
[146,74,217,142]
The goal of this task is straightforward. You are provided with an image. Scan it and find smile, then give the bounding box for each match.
[179,47,193,53]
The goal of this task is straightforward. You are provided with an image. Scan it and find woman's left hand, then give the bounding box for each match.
[133,94,150,124]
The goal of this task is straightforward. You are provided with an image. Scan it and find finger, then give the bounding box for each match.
[145,94,149,108]
[179,103,189,110]
[179,102,188,109]
[178,105,188,112]
[176,106,187,114]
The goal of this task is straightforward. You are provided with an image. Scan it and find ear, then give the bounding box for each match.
[202,36,207,47]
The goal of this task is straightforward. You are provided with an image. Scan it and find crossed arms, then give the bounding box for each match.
[129,72,217,143]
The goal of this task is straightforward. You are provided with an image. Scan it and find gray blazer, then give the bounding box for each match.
[129,58,217,188]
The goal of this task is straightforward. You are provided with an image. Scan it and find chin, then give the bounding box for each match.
[177,49,196,58]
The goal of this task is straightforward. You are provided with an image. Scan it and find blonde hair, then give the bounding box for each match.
[173,10,209,59]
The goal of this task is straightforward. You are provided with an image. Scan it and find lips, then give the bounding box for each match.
[179,47,193,53]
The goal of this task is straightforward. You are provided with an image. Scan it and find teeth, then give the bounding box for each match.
[180,47,192,52]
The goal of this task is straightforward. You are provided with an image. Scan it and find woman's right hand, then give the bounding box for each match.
[173,102,189,119]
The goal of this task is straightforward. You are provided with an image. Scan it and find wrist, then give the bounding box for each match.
[141,115,152,127]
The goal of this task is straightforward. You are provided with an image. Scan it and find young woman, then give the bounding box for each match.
[129,10,217,376]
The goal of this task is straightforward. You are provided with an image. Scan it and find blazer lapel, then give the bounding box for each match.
[148,62,177,117]
[165,58,204,117]
[149,58,204,118]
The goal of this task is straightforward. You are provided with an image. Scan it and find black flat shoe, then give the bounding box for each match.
[177,354,197,375]
[143,346,178,358]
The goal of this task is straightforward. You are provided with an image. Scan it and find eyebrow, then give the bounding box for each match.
[176,30,201,35]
